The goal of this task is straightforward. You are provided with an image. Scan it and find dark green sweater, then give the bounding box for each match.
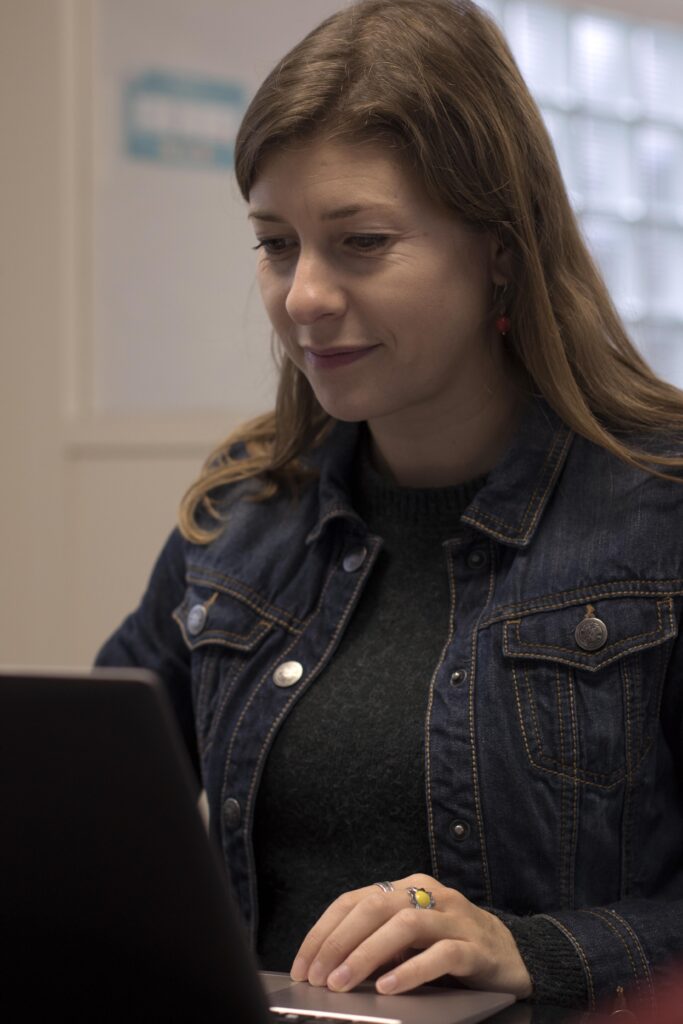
[253,447,585,1007]
[254,449,485,969]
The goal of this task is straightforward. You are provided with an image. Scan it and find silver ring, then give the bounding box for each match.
[374,881,395,893]
[407,886,436,910]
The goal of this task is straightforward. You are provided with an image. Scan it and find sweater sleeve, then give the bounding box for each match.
[95,528,197,783]
[490,912,587,1006]
[497,897,683,1011]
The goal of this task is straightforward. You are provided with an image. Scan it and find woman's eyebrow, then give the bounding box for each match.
[248,210,285,222]
[320,203,394,221]
[248,203,396,223]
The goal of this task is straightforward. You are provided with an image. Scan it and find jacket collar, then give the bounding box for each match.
[305,399,574,548]
[305,421,365,544]
[462,398,574,547]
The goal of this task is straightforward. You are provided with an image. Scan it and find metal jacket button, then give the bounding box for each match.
[450,668,467,685]
[466,548,488,570]
[187,603,208,636]
[223,797,241,828]
[342,547,367,573]
[450,819,470,841]
[273,661,304,688]
[575,611,608,652]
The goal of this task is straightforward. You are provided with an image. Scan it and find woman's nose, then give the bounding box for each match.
[285,253,346,324]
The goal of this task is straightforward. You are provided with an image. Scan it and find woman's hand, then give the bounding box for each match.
[290,873,533,999]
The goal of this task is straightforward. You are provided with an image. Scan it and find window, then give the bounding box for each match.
[479,0,683,386]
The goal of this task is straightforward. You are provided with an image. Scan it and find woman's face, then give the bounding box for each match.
[248,137,508,430]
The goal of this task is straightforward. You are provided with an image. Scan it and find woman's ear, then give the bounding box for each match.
[489,234,513,287]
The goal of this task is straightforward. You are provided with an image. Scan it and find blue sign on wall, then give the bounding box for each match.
[124,71,246,171]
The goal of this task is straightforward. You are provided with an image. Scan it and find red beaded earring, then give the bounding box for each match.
[496,314,511,336]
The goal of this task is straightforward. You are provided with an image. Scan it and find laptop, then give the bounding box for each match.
[0,667,518,1023]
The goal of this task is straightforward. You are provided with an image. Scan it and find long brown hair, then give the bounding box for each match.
[180,0,683,543]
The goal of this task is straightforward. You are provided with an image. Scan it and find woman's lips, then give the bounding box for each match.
[303,346,380,369]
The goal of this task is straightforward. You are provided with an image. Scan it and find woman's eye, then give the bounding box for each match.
[346,234,390,252]
[253,237,296,257]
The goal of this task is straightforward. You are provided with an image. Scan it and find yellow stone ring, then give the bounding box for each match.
[407,886,436,910]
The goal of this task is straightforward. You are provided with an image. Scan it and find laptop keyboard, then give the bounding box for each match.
[269,1009,401,1023]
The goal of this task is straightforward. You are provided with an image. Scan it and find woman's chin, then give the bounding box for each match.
[310,390,381,425]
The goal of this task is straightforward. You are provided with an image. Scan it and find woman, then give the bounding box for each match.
[97,0,683,1010]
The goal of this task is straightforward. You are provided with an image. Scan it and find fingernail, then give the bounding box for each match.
[327,963,351,990]
[308,960,326,986]
[290,956,307,981]
[377,973,398,994]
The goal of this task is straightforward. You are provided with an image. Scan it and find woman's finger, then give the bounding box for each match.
[375,939,474,994]
[375,908,532,998]
[325,904,447,992]
[305,889,427,985]
[292,876,449,986]
[291,884,395,981]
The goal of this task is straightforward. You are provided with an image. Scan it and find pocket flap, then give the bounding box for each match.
[503,596,677,672]
[173,586,274,652]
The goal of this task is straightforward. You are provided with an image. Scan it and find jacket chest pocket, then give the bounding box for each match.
[502,596,677,787]
[174,585,281,757]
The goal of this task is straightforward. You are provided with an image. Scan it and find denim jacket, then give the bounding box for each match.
[97,398,683,1007]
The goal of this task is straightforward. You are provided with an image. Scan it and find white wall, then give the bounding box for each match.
[1,0,72,664]
[1,0,682,668]
[0,0,208,667]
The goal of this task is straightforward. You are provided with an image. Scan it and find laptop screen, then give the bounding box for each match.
[0,667,271,1022]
